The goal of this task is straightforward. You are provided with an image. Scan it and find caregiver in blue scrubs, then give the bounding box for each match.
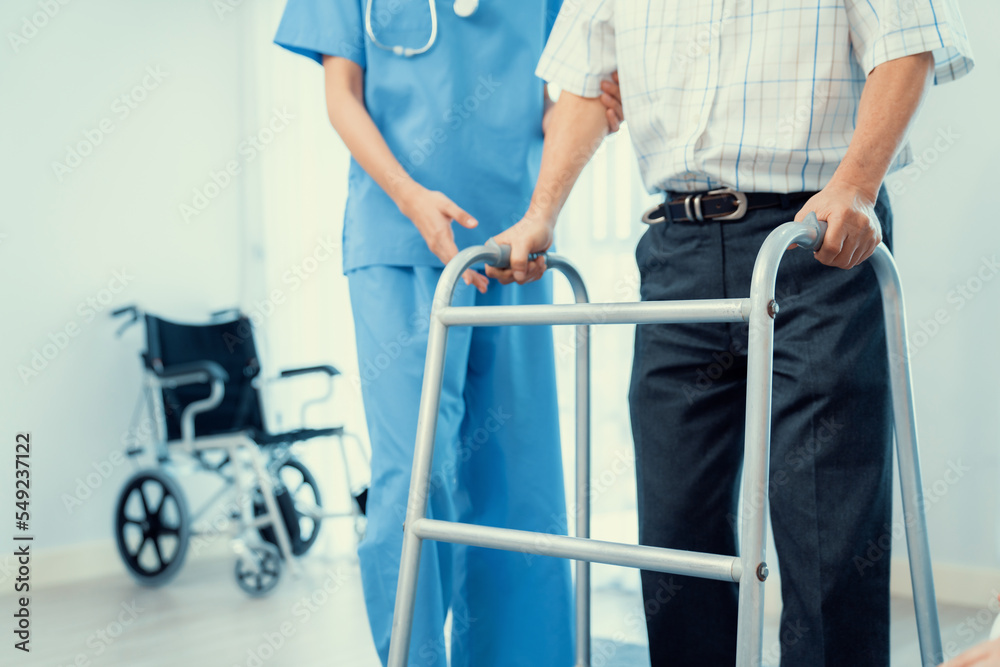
[274,2,622,665]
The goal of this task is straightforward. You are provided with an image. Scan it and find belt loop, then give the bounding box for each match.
[683,195,695,223]
[661,191,673,224]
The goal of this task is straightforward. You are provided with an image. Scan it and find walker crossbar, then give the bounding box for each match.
[437,298,751,327]
[411,518,743,582]
[386,213,943,667]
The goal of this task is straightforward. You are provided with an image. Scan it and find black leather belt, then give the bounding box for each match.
[641,187,817,224]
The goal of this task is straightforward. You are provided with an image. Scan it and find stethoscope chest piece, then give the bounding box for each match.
[453,0,479,18]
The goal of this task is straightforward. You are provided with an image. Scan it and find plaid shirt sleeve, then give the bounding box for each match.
[535,0,616,98]
[845,0,974,83]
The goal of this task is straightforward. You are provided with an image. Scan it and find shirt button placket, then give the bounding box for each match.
[687,0,725,187]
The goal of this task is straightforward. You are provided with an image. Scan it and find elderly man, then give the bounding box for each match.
[488,2,973,665]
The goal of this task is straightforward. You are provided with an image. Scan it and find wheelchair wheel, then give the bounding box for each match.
[114,469,190,587]
[253,457,322,557]
[234,543,282,597]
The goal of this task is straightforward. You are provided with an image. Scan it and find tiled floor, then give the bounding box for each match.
[4,531,993,667]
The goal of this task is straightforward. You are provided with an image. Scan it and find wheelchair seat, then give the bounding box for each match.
[144,313,342,447]
[253,425,345,447]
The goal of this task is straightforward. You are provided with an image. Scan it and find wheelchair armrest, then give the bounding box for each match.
[274,365,340,429]
[151,362,228,444]
[279,365,340,378]
[155,361,229,388]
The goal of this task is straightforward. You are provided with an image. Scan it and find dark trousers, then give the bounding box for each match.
[628,189,894,667]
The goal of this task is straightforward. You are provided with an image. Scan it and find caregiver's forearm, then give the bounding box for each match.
[828,52,935,199]
[322,55,421,209]
[526,91,610,226]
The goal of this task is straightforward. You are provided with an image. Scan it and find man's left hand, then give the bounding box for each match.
[794,179,882,270]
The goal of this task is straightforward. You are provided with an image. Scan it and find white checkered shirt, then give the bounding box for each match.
[537,0,975,194]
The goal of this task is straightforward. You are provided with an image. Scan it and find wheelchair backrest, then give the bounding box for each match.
[144,314,265,442]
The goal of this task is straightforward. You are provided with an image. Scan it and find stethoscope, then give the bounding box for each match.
[365,0,479,57]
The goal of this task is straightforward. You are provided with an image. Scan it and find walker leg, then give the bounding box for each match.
[574,318,591,667]
[733,221,824,667]
[386,318,451,667]
[549,257,593,667]
[870,248,943,667]
[735,295,776,667]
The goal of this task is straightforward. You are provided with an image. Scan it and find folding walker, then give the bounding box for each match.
[386,214,943,667]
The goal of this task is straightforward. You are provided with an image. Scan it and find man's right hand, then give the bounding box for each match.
[484,215,555,284]
[398,185,488,293]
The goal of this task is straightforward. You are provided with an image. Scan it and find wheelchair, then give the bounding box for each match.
[110,306,369,596]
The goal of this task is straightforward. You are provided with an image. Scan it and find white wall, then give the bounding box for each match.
[884,0,1000,572]
[0,0,370,580]
[0,0,995,602]
[1,0,262,555]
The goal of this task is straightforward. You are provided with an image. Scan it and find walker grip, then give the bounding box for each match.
[798,212,828,252]
[485,239,543,269]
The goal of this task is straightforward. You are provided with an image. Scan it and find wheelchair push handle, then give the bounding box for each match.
[111,304,141,337]
[484,239,544,270]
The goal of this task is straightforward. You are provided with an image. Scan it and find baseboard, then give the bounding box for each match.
[760,558,1000,615]
[891,558,1000,609]
[1,536,233,593]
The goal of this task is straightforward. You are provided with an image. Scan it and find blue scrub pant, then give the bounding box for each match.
[347,264,574,667]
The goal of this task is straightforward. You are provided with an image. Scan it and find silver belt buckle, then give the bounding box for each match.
[683,187,749,222]
[704,187,749,221]
[644,187,749,224]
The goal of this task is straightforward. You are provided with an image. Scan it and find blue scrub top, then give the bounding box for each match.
[275,0,562,272]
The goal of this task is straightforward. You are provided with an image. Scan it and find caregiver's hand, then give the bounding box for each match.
[600,72,624,133]
[484,215,554,285]
[939,637,1000,667]
[399,185,488,293]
